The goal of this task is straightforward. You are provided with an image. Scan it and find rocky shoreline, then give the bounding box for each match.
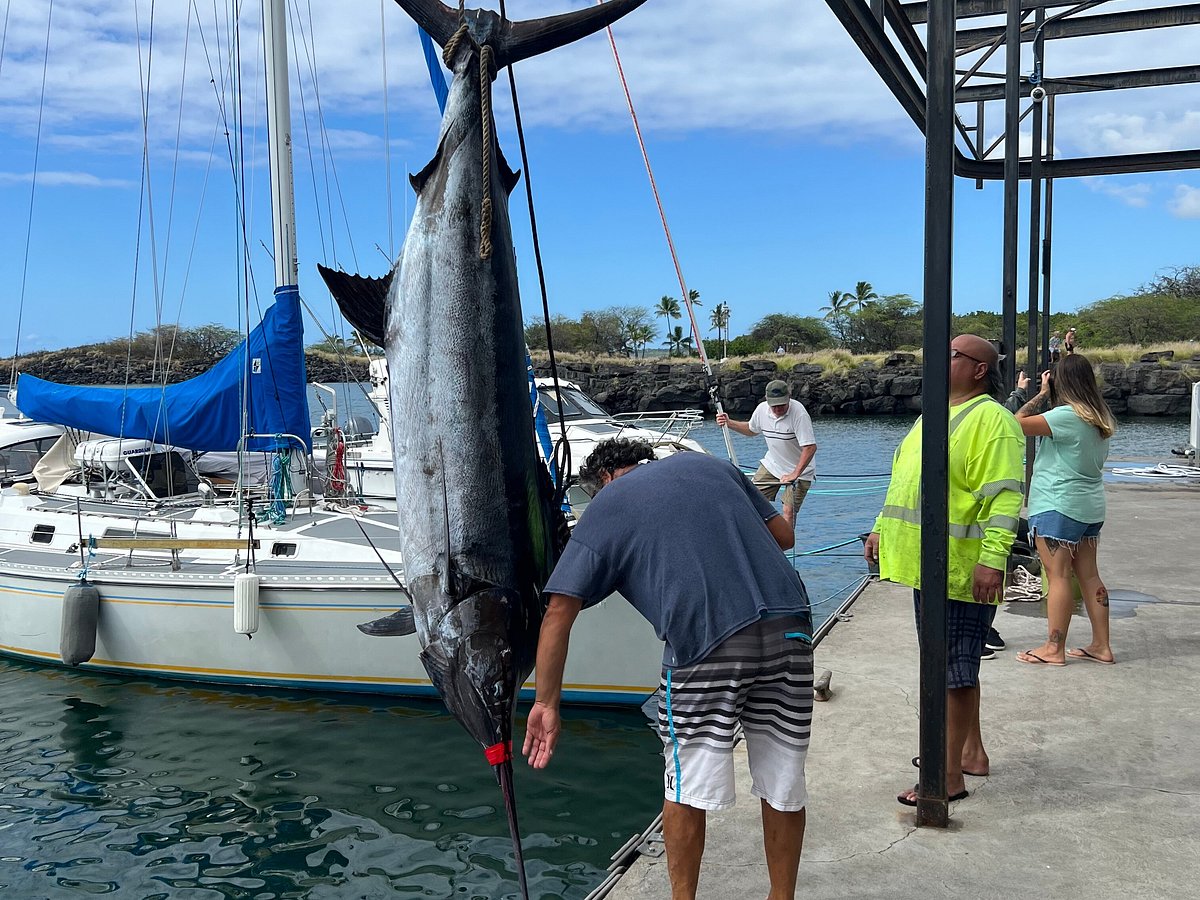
[536,352,1199,417]
[5,350,1195,417]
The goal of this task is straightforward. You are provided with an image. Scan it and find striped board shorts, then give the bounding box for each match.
[657,616,814,812]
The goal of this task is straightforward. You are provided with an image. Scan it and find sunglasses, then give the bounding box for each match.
[950,348,986,365]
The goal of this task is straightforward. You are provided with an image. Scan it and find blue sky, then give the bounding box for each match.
[1,0,1198,357]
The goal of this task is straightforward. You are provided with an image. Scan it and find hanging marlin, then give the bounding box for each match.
[318,1,648,896]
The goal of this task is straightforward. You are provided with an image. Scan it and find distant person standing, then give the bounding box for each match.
[1064,327,1077,355]
[1049,331,1062,363]
[1013,354,1116,666]
[717,380,817,529]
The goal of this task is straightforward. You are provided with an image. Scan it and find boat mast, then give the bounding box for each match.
[263,0,299,290]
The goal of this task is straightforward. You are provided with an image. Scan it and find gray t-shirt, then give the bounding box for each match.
[544,452,811,668]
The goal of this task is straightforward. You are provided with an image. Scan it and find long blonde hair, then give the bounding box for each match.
[1049,354,1116,438]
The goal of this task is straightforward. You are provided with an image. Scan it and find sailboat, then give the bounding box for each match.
[0,0,662,705]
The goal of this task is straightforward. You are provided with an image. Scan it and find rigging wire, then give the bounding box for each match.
[495,0,572,501]
[10,0,55,391]
[286,2,331,265]
[379,0,395,258]
[0,0,11,81]
[158,0,198,382]
[598,1,738,467]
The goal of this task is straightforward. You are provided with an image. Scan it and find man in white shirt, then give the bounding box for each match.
[717,380,817,528]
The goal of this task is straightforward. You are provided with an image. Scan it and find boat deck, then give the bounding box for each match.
[605,479,1200,899]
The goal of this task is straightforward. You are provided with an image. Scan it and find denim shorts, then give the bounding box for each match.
[1028,510,1103,546]
[913,591,997,690]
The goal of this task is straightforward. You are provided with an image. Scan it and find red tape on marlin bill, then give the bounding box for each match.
[484,741,513,765]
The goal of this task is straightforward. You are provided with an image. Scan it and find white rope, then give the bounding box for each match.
[1109,463,1200,479]
[1004,565,1042,602]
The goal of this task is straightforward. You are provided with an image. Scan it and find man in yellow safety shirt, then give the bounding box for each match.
[864,334,1024,807]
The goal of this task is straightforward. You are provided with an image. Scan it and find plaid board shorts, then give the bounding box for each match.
[657,616,814,812]
[912,591,997,690]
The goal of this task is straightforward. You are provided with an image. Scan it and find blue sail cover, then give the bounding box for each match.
[16,287,311,453]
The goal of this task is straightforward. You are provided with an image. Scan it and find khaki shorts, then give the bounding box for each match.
[752,464,811,512]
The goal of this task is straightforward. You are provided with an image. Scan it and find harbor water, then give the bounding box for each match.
[1,391,1189,898]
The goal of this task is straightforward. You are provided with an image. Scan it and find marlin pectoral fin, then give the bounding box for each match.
[316,264,391,347]
[356,606,417,637]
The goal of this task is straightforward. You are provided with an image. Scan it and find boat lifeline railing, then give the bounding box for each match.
[610,409,704,445]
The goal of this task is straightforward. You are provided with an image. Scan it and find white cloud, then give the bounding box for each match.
[0,1,1195,166]
[1169,185,1200,219]
[0,170,136,187]
[1087,178,1152,208]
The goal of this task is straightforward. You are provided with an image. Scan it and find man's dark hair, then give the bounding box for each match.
[577,438,655,495]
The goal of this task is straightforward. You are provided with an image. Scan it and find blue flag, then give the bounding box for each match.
[419,28,449,114]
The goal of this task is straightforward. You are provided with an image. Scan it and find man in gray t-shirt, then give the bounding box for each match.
[522,439,813,900]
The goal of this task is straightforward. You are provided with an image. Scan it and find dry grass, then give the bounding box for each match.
[530,343,1200,376]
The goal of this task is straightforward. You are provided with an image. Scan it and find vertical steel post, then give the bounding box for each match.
[1001,0,1020,389]
[1025,11,1045,484]
[1041,95,1056,369]
[917,0,955,829]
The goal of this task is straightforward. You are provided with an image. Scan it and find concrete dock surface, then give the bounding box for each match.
[607,481,1200,900]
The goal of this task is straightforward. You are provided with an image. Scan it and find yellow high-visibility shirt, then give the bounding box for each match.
[873,394,1025,603]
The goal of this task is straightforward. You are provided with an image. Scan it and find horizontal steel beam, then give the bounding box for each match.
[957,64,1200,101]
[958,5,1200,51]
[904,0,1075,24]
[957,147,1200,179]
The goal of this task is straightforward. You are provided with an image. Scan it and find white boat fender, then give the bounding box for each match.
[60,581,100,666]
[234,572,261,636]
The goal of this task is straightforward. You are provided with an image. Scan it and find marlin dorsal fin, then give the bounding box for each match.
[316,264,392,347]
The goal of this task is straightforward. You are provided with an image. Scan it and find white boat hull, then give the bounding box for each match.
[0,496,663,706]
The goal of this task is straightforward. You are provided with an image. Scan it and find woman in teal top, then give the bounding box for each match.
[1014,354,1117,666]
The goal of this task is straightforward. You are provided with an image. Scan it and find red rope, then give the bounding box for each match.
[601,12,709,372]
[601,5,738,465]
[329,427,346,496]
[484,740,512,765]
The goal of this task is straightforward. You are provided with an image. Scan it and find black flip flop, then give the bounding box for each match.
[897,785,969,807]
[912,756,988,777]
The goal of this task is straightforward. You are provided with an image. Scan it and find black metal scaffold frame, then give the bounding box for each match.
[821,0,1200,826]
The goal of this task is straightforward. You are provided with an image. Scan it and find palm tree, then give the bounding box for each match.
[686,288,702,308]
[655,295,681,348]
[846,281,879,311]
[819,290,848,318]
[709,302,731,358]
[820,290,854,348]
[663,325,691,357]
[629,323,655,358]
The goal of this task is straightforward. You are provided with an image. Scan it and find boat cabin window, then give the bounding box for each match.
[536,387,610,423]
[102,528,170,540]
[0,438,56,483]
[31,525,55,544]
[131,451,199,498]
[270,542,297,558]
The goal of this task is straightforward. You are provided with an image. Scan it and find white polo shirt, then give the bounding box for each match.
[748,398,817,482]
